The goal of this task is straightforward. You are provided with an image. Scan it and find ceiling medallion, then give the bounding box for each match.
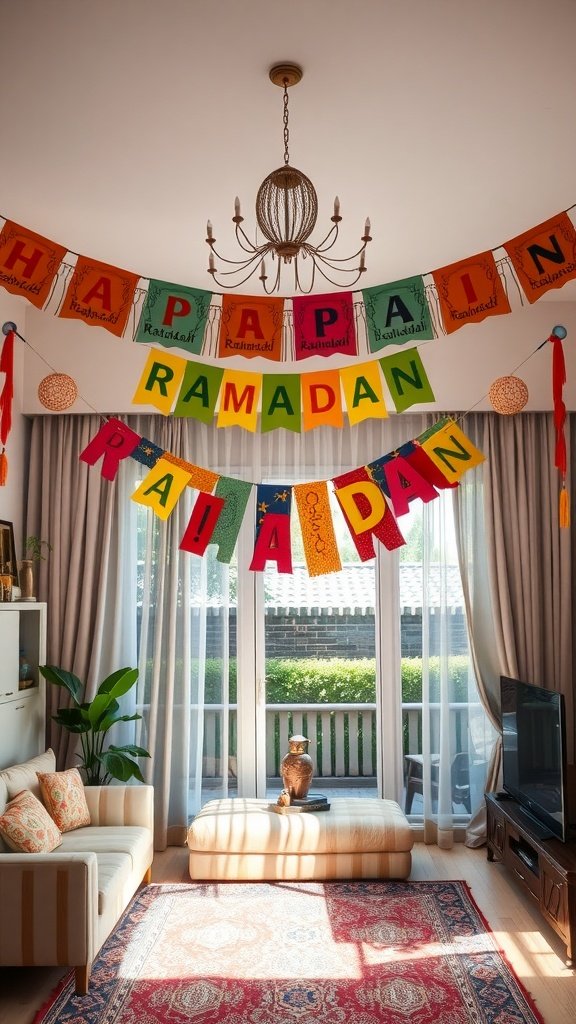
[206,63,372,294]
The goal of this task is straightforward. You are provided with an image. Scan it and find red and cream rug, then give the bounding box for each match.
[35,879,544,1024]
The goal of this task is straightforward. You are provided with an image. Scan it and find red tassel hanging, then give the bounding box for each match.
[0,330,15,486]
[549,325,569,527]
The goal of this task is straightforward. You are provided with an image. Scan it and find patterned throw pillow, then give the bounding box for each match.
[0,789,62,852]
[37,768,91,833]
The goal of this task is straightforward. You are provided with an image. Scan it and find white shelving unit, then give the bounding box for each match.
[0,602,47,769]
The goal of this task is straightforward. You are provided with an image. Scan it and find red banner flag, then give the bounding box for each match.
[293,292,357,360]
[60,256,139,337]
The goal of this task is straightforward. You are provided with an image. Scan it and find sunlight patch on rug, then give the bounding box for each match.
[35,880,545,1024]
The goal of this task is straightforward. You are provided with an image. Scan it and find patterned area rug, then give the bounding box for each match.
[35,880,544,1024]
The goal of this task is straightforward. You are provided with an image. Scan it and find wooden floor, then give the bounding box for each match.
[1,842,575,1024]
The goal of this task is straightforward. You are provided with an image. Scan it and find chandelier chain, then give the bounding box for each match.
[283,82,290,165]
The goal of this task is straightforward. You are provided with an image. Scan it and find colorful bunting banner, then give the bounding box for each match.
[379,347,435,413]
[3,205,576,349]
[78,415,483,576]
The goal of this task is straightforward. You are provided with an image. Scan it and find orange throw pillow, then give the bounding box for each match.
[0,789,62,852]
[37,768,91,833]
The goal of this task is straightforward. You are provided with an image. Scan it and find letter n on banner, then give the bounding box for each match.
[432,251,511,334]
[0,221,66,309]
[293,292,357,359]
[79,418,141,480]
[131,458,192,520]
[379,347,435,412]
[503,211,576,303]
[135,279,211,355]
[219,294,284,360]
[420,418,485,484]
[132,349,187,413]
[59,256,139,337]
[333,467,405,561]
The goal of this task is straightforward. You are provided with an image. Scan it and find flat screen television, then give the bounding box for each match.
[500,675,568,841]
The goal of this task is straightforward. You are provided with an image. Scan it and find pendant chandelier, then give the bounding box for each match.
[206,63,372,294]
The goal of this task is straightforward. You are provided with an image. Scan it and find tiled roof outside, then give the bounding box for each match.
[261,563,464,613]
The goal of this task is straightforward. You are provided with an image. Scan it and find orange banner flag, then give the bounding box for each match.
[0,220,66,309]
[503,212,576,303]
[59,255,139,337]
[432,251,510,334]
[301,370,343,430]
[218,294,284,360]
[294,481,342,577]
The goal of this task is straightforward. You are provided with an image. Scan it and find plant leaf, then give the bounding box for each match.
[40,665,83,704]
[108,743,150,758]
[98,712,142,732]
[97,749,145,783]
[97,667,139,701]
[52,708,91,733]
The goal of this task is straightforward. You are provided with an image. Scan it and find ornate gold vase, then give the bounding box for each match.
[281,734,314,800]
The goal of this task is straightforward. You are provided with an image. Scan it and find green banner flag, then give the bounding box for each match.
[380,346,435,413]
[363,276,434,352]
[261,374,301,433]
[211,476,253,564]
[135,279,212,354]
[173,362,223,421]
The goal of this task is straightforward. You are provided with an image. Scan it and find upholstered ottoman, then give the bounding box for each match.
[187,797,413,881]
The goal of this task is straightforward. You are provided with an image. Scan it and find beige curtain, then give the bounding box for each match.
[453,412,573,845]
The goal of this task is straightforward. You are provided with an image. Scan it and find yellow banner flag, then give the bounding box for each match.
[420,418,485,483]
[294,481,342,577]
[131,457,192,520]
[217,369,262,431]
[132,349,187,414]
[340,361,388,426]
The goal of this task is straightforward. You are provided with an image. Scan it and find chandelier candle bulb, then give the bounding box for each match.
[333,196,341,220]
[260,259,267,279]
[364,217,371,238]
[208,252,215,273]
[234,196,242,219]
[206,220,213,240]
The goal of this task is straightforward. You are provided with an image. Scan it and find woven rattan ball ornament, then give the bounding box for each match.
[38,373,78,411]
[488,375,529,415]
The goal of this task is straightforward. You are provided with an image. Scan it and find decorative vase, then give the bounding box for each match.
[281,734,314,800]
[19,559,35,601]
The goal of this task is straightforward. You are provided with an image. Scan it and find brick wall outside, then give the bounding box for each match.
[203,607,469,660]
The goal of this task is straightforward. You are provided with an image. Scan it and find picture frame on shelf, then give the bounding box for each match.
[0,520,17,602]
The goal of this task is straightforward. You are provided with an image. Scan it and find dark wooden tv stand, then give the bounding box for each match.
[486,792,576,964]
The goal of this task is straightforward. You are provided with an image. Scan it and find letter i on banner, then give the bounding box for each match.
[180,493,225,555]
[294,482,341,576]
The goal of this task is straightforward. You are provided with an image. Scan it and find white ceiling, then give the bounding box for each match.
[2,0,576,295]
[3,0,576,413]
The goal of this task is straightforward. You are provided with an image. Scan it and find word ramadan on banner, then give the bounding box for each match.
[1,209,576,357]
[79,416,485,577]
[132,345,436,431]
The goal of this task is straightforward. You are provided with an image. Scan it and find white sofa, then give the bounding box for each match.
[0,749,154,993]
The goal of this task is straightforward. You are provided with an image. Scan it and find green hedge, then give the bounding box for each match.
[199,655,471,704]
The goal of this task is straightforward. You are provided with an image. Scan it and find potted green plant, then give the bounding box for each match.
[39,665,150,785]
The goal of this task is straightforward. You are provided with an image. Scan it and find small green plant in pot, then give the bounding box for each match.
[39,665,150,785]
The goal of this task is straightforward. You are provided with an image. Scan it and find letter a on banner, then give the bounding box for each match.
[219,294,284,360]
[250,483,293,573]
[339,360,388,425]
[0,221,66,309]
[59,256,139,338]
[131,458,192,520]
[362,277,434,352]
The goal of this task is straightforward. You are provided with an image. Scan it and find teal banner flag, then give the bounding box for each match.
[261,374,301,433]
[363,276,434,352]
[135,279,212,354]
[380,346,435,413]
